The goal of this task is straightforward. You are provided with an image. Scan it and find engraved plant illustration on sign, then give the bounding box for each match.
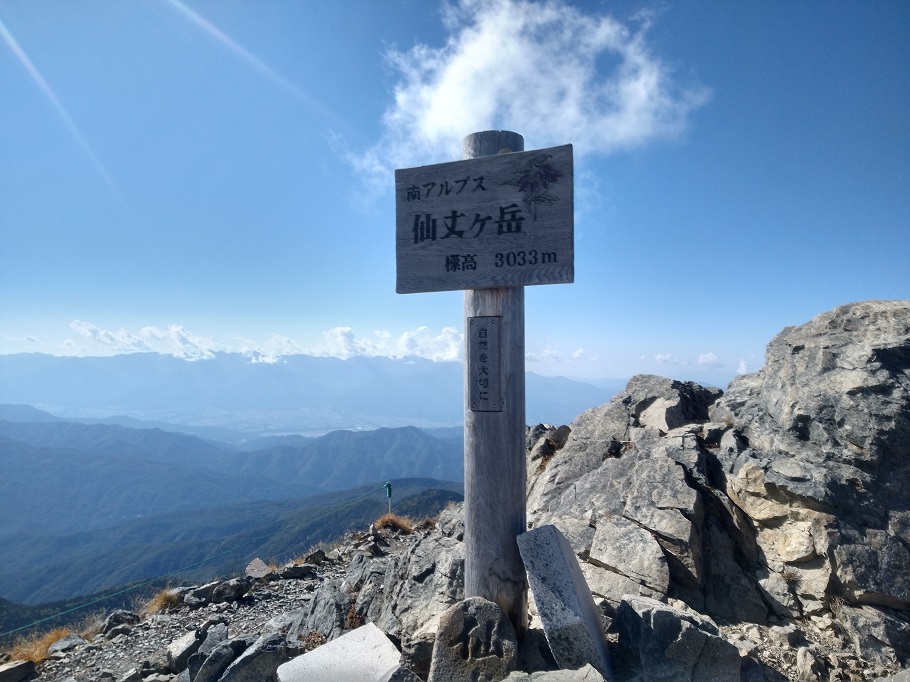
[506,154,562,220]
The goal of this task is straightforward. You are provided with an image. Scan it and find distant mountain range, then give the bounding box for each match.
[0,352,620,435]
[0,351,621,607]
[0,408,465,604]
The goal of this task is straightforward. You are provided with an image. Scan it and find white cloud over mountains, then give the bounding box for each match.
[354,0,708,186]
[66,320,463,363]
[69,320,223,360]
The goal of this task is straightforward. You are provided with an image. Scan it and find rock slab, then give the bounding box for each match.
[277,622,402,682]
[616,596,741,682]
[517,525,612,678]
[0,660,36,682]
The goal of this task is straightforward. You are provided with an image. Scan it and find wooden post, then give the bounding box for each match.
[463,130,528,639]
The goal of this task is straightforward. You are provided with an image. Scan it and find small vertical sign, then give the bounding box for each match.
[469,316,502,412]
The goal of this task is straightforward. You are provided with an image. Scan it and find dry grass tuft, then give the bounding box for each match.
[75,610,107,641]
[414,516,438,530]
[140,588,181,615]
[374,513,414,535]
[8,627,72,663]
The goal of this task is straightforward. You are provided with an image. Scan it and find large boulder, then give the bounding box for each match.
[428,597,518,682]
[526,300,910,668]
[526,374,765,621]
[711,301,910,624]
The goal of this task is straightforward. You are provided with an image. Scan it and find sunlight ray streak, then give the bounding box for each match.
[0,17,131,210]
[160,0,338,126]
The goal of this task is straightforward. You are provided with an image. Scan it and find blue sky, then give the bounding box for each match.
[1,0,907,387]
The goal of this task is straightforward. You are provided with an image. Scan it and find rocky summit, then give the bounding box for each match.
[3,300,909,682]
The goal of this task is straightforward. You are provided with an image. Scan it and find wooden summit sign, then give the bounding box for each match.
[395,144,573,294]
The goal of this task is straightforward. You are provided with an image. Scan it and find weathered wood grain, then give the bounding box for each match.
[462,131,529,639]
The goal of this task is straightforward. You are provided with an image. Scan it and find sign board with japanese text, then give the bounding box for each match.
[395,144,573,294]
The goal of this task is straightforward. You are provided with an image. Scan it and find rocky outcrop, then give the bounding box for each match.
[9,300,910,682]
[712,301,910,616]
[526,299,910,677]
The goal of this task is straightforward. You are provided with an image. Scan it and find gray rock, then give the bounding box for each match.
[116,668,142,682]
[278,622,402,682]
[517,525,612,678]
[714,301,910,610]
[874,671,910,682]
[503,666,606,681]
[428,597,518,682]
[166,629,203,673]
[219,631,288,682]
[192,637,254,682]
[200,621,228,654]
[246,558,275,580]
[287,523,465,678]
[836,603,910,666]
[302,548,328,565]
[46,633,86,654]
[516,628,558,674]
[186,622,230,679]
[184,581,219,608]
[101,609,140,634]
[212,577,250,603]
[280,563,318,579]
[0,660,36,682]
[588,515,669,598]
[795,646,824,681]
[378,666,423,682]
[616,596,741,682]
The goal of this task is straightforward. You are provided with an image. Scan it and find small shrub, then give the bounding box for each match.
[9,627,72,663]
[374,513,414,535]
[782,566,802,589]
[345,603,364,629]
[141,588,180,615]
[299,631,327,651]
[829,595,845,619]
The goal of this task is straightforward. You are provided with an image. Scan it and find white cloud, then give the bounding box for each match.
[353,0,708,188]
[526,344,562,363]
[572,348,585,359]
[697,352,720,366]
[737,358,749,375]
[69,320,221,360]
[313,325,463,362]
[655,353,686,365]
[57,321,465,364]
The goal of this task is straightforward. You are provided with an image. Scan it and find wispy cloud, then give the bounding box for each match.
[353,0,708,188]
[655,353,686,366]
